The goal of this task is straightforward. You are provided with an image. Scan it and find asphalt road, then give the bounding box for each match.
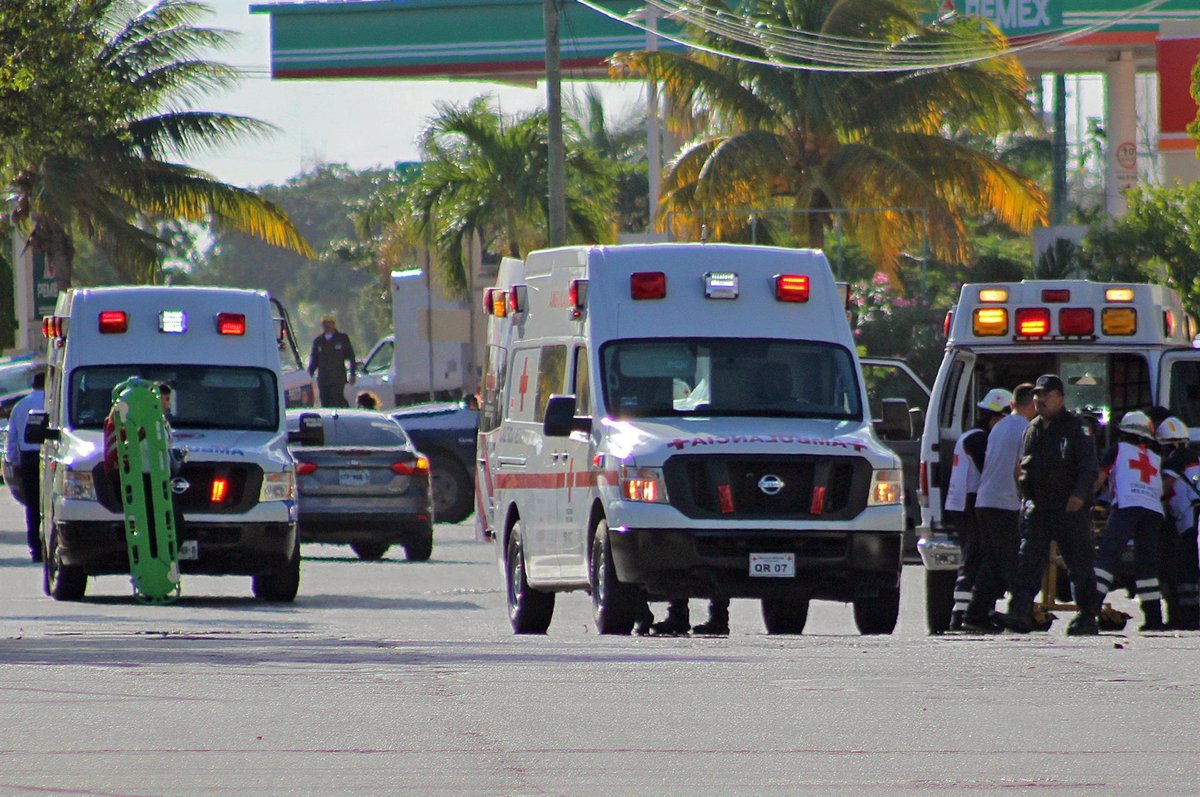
[1,490,1198,796]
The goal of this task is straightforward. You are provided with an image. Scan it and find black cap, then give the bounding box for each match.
[1032,374,1064,394]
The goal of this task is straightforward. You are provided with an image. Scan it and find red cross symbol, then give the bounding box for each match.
[1128,450,1158,484]
[517,358,530,412]
[952,453,959,467]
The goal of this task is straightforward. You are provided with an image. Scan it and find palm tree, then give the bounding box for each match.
[612,0,1048,278]
[4,0,311,289]
[408,96,615,297]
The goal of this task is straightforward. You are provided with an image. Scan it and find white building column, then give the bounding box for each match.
[1105,50,1138,217]
[645,3,661,231]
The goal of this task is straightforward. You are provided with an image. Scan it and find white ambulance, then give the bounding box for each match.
[484,243,906,635]
[917,279,1200,632]
[27,286,305,602]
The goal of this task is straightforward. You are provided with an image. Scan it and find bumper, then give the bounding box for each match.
[57,520,296,577]
[609,527,902,602]
[299,512,433,545]
[917,533,961,571]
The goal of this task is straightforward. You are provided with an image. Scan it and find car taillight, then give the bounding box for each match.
[98,311,127,334]
[296,462,317,476]
[919,460,929,507]
[392,456,429,475]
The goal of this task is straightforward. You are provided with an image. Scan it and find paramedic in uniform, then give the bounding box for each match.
[5,370,46,562]
[963,383,1036,631]
[308,313,356,408]
[1158,417,1200,630]
[1001,374,1101,635]
[944,388,1011,631]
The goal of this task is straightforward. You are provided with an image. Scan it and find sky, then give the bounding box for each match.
[193,0,645,188]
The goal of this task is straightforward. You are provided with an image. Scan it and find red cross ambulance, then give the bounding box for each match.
[26,286,304,601]
[917,279,1200,632]
[482,243,906,636]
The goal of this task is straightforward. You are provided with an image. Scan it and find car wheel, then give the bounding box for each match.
[506,521,553,634]
[350,541,390,561]
[761,596,810,634]
[925,568,956,635]
[429,453,473,524]
[854,584,901,635]
[403,527,433,562]
[252,537,301,602]
[44,526,87,602]
[590,519,638,635]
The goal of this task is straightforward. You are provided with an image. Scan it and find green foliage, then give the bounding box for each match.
[1032,238,1079,279]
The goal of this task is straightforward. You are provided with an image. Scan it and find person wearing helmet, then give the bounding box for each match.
[1092,410,1167,631]
[943,387,1012,631]
[1001,374,1101,636]
[1158,417,1200,629]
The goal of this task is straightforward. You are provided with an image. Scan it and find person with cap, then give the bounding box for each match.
[5,370,46,561]
[963,382,1037,632]
[308,314,356,408]
[1092,410,1167,631]
[1002,374,1101,635]
[1155,416,1199,629]
[944,387,1011,631]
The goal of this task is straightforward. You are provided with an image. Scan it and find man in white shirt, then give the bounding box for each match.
[964,383,1036,631]
[4,371,46,562]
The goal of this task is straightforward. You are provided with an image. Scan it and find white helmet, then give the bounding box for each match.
[977,388,1013,414]
[1156,416,1189,444]
[1118,410,1155,441]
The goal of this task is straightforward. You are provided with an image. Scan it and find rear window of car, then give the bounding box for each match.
[326,415,409,447]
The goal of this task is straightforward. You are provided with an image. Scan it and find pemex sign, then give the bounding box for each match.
[948,0,1062,35]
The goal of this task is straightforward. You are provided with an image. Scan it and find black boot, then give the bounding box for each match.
[692,599,730,635]
[1139,600,1167,632]
[948,610,965,632]
[1176,604,1200,631]
[650,600,691,635]
[633,600,654,636]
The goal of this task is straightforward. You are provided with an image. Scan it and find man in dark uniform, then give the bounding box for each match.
[308,314,356,408]
[1002,374,1101,635]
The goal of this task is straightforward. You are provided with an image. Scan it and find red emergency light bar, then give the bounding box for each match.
[98,311,128,334]
[1016,307,1050,337]
[1041,289,1070,303]
[775,274,810,302]
[630,272,666,300]
[1059,307,1094,336]
[216,312,245,336]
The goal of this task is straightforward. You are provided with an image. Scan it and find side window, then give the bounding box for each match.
[480,344,507,432]
[862,363,928,421]
[573,346,591,416]
[363,341,393,374]
[938,359,965,430]
[1166,359,1200,428]
[535,345,567,423]
[506,349,540,422]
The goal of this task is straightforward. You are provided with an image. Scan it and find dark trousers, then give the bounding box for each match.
[968,507,1021,617]
[318,381,348,408]
[950,496,981,615]
[1010,507,1099,616]
[1159,521,1199,623]
[18,455,40,554]
[1094,506,1162,606]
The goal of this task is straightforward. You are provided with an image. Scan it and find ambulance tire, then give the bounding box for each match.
[925,569,956,635]
[44,527,87,602]
[506,522,554,634]
[429,454,473,525]
[351,542,390,561]
[252,538,301,602]
[854,585,901,635]
[590,519,638,635]
[761,597,809,634]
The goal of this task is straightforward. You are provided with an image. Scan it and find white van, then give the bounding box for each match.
[917,280,1200,632]
[28,286,303,601]
[485,243,906,635]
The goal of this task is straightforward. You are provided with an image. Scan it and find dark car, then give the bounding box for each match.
[390,402,479,524]
[286,409,434,561]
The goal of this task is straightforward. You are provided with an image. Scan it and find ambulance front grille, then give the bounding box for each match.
[94,463,263,514]
[663,455,870,520]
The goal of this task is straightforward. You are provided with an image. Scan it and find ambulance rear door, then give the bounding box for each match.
[1157,350,1200,441]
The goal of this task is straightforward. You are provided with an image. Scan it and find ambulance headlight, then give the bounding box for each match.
[619,465,668,504]
[259,470,296,502]
[63,470,97,501]
[868,469,903,505]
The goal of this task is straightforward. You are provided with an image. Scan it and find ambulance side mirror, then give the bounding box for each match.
[543,395,591,437]
[24,411,58,444]
[288,412,325,446]
[874,398,913,441]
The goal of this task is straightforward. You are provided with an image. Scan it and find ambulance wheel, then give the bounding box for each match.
[403,527,434,562]
[506,521,554,634]
[429,454,473,525]
[590,519,638,635]
[925,569,956,635]
[351,542,390,561]
[855,584,901,635]
[761,597,809,634]
[253,538,301,602]
[44,527,87,602]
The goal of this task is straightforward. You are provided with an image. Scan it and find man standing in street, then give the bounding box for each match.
[964,382,1036,631]
[5,370,46,562]
[308,314,356,408]
[1002,374,1101,635]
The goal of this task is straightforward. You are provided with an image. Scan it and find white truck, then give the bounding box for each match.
[917,279,1200,633]
[483,243,907,636]
[26,286,307,601]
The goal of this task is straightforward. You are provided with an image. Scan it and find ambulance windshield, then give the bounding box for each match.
[69,365,279,431]
[600,339,861,420]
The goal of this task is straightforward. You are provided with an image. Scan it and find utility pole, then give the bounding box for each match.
[543,0,567,246]
[1051,73,1068,226]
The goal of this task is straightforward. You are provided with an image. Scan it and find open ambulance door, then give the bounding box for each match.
[1157,350,1200,444]
[928,350,976,526]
